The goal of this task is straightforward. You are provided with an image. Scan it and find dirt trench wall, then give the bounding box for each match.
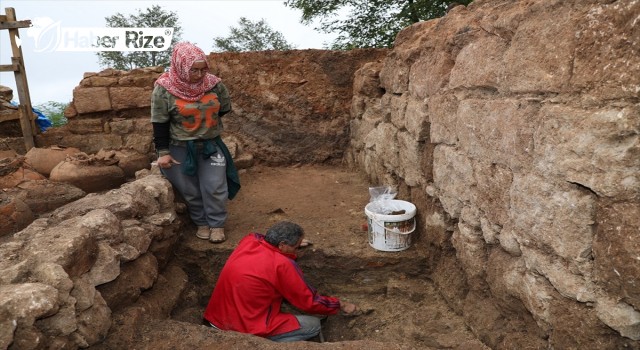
[23,49,388,166]
[346,0,640,349]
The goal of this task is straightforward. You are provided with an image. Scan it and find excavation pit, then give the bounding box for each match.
[142,165,487,349]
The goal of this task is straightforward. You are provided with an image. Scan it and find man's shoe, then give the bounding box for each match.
[209,227,226,243]
[196,226,210,240]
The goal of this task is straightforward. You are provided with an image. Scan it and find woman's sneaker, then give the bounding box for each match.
[209,227,226,243]
[196,226,210,240]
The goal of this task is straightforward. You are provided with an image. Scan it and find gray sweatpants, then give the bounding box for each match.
[161,144,228,228]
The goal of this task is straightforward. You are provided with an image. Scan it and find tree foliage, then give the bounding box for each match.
[285,0,473,49]
[213,17,295,52]
[34,101,68,127]
[96,5,183,70]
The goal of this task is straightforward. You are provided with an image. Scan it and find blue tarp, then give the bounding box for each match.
[9,101,52,132]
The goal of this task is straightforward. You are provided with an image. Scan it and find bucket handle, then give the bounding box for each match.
[371,215,416,235]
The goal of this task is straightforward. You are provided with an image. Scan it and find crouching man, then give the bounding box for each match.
[203,221,358,342]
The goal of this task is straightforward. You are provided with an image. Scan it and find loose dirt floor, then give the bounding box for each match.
[95,164,490,350]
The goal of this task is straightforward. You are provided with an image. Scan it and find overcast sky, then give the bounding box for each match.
[0,0,337,105]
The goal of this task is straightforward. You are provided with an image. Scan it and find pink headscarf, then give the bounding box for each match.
[155,41,221,101]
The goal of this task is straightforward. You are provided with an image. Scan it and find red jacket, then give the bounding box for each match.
[203,233,341,337]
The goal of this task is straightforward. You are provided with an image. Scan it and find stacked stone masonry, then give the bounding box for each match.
[346,0,639,349]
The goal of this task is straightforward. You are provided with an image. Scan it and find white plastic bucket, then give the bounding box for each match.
[364,200,416,252]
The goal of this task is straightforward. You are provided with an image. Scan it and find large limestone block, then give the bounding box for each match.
[449,35,507,90]
[535,105,639,199]
[509,173,595,265]
[64,118,105,134]
[452,221,486,280]
[520,246,596,303]
[31,262,74,301]
[433,145,474,219]
[360,97,386,125]
[73,87,111,114]
[471,161,512,227]
[388,94,408,130]
[396,130,425,187]
[353,61,385,98]
[37,302,78,337]
[117,73,159,88]
[108,118,135,135]
[404,97,429,141]
[500,2,576,93]
[124,134,154,155]
[110,86,152,110]
[380,21,437,95]
[78,208,122,244]
[503,268,555,332]
[49,174,173,224]
[596,297,640,341]
[364,122,401,171]
[73,291,111,347]
[408,48,455,99]
[86,242,120,286]
[0,283,59,349]
[572,0,640,100]
[428,93,459,145]
[119,220,154,259]
[593,200,640,310]
[349,118,376,153]
[0,241,30,285]
[0,283,59,320]
[456,98,537,171]
[70,275,96,312]
[81,75,119,87]
[17,220,98,278]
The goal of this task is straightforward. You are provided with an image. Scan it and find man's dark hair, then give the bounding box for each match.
[265,221,304,247]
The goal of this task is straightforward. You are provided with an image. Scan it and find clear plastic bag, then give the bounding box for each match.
[367,186,403,214]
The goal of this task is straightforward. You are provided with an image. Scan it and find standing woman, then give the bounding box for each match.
[151,41,240,243]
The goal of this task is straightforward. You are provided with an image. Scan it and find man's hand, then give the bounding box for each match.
[340,301,358,315]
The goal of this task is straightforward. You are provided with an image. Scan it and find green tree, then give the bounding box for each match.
[34,101,68,127]
[285,0,473,49]
[96,5,183,70]
[213,17,295,52]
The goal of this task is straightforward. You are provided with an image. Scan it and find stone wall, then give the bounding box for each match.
[346,0,640,349]
[0,170,186,349]
[34,66,162,157]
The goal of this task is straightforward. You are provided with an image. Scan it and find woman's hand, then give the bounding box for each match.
[157,154,181,169]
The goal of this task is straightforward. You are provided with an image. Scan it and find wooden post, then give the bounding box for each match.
[1,7,35,151]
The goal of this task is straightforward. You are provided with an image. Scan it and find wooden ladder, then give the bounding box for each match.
[0,7,36,151]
